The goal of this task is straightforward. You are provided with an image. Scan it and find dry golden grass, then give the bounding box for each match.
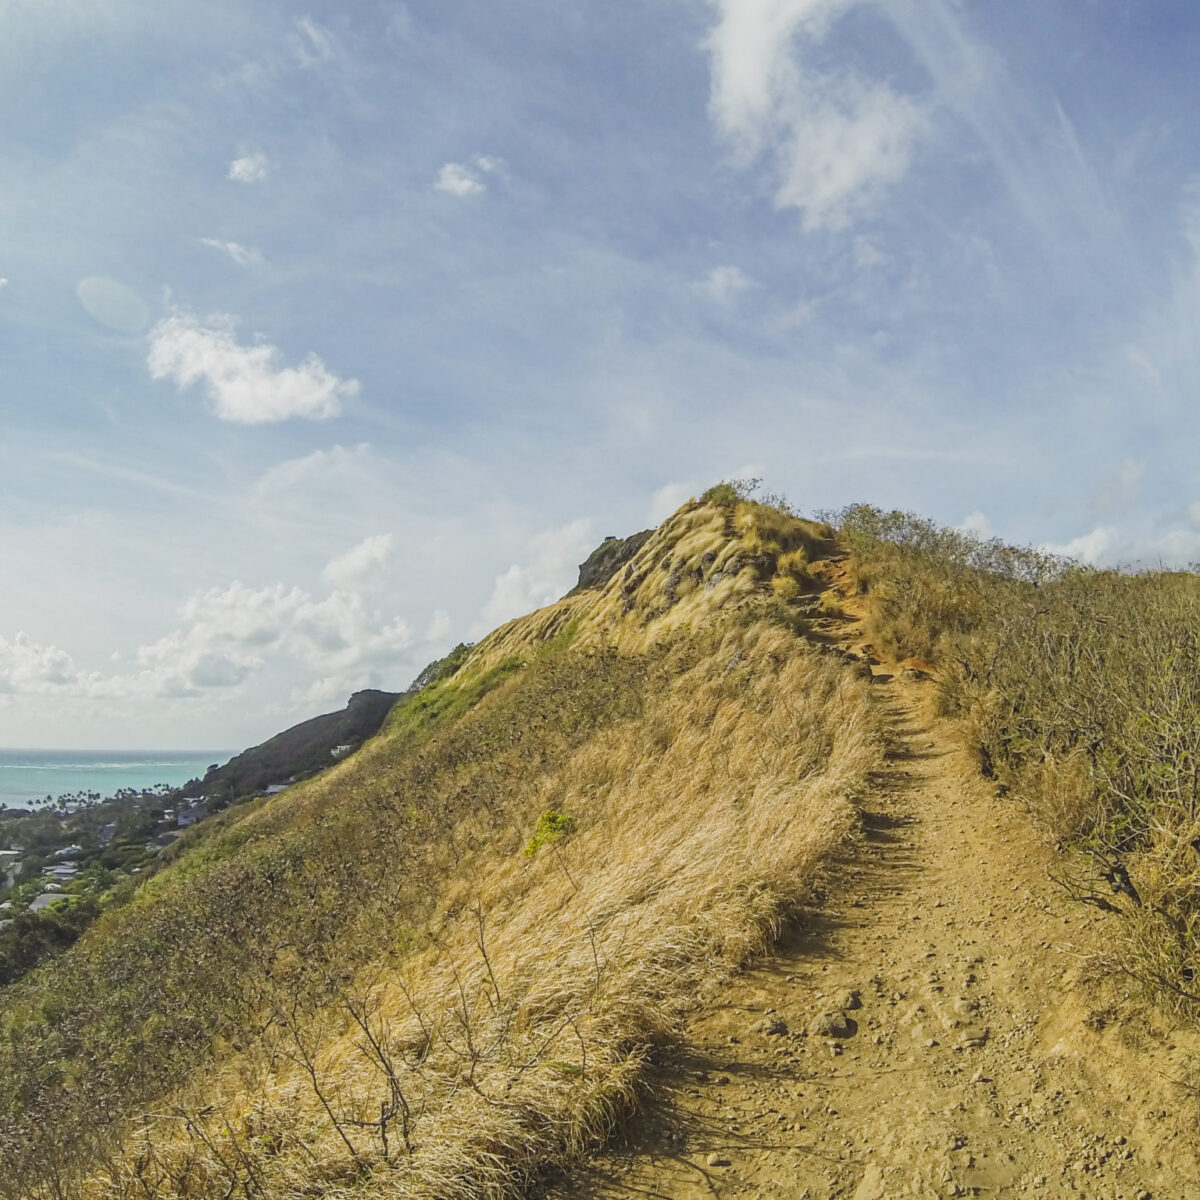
[53,501,880,1200]
[465,498,835,672]
[87,629,876,1200]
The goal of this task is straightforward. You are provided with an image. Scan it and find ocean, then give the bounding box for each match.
[0,749,233,809]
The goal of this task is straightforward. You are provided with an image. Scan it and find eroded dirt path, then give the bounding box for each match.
[549,588,1200,1200]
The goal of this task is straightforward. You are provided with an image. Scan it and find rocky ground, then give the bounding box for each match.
[547,592,1200,1200]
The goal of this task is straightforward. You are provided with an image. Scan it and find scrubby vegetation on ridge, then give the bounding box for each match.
[835,503,1200,1016]
[0,492,881,1200]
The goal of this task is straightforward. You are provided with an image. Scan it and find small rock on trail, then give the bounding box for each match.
[810,1010,856,1038]
[749,1017,789,1037]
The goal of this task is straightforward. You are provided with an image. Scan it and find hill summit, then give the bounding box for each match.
[3,485,1200,1199]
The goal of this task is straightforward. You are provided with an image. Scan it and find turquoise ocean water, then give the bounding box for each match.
[0,749,232,809]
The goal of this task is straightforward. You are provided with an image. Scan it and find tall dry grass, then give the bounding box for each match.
[79,626,878,1200]
[1,496,881,1200]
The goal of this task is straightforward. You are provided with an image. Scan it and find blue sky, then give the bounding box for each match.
[4,0,1200,748]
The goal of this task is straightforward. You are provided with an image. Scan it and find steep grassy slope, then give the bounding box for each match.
[0,496,881,1200]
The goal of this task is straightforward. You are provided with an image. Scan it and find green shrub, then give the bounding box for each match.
[701,476,768,509]
[701,482,741,507]
[523,811,575,857]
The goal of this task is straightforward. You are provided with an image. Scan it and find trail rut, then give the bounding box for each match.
[549,589,1200,1199]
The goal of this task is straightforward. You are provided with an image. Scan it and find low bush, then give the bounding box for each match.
[523,811,575,857]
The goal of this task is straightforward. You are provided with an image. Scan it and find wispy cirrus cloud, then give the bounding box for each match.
[292,15,338,67]
[147,312,359,424]
[704,0,928,230]
[200,238,264,267]
[883,0,1120,254]
[322,533,395,589]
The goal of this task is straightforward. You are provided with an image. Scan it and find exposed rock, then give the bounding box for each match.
[705,555,745,591]
[811,1010,857,1038]
[570,531,653,594]
[663,570,683,605]
[750,1017,789,1037]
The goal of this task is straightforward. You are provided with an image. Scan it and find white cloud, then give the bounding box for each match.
[323,533,395,589]
[649,481,696,523]
[704,265,754,304]
[134,580,414,699]
[957,510,993,538]
[436,164,484,197]
[474,519,593,635]
[0,633,81,694]
[0,277,8,289]
[435,154,503,197]
[1043,525,1120,566]
[425,609,452,644]
[384,5,414,40]
[254,443,373,496]
[1092,457,1146,513]
[704,0,927,230]
[1154,527,1200,565]
[200,238,264,267]
[147,311,359,424]
[76,276,149,333]
[776,298,817,328]
[852,235,886,270]
[228,152,270,183]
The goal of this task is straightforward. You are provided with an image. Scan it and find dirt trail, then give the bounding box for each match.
[549,574,1200,1199]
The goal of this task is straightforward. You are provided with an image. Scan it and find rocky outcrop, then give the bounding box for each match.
[570,530,653,594]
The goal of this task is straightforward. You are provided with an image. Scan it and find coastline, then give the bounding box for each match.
[0,749,233,810]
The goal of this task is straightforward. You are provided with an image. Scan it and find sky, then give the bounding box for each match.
[3,0,1200,749]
